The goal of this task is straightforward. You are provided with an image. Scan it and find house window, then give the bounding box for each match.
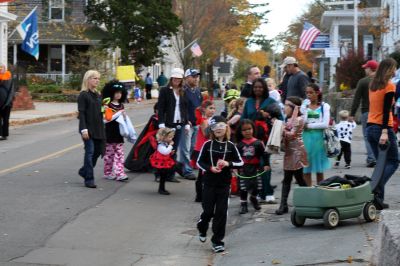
[49,0,65,21]
[50,45,62,72]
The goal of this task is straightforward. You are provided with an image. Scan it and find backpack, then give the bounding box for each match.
[320,103,341,158]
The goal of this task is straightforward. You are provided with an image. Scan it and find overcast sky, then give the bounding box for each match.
[249,0,315,48]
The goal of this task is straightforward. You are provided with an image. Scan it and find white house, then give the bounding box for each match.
[381,0,400,55]
[321,0,381,88]
[140,35,183,85]
[0,3,17,67]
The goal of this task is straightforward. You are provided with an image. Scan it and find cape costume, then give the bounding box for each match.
[124,114,158,172]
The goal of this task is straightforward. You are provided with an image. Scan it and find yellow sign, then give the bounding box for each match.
[116,65,139,82]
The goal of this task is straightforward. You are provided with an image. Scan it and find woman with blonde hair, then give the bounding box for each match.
[77,70,105,188]
[367,58,399,209]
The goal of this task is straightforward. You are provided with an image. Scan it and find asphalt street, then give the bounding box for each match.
[0,101,399,266]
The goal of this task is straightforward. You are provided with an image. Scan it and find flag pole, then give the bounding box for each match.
[179,38,199,57]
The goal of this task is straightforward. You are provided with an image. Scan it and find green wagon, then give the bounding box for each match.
[291,182,377,229]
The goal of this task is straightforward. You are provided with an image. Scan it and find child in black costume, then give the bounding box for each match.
[236,119,270,214]
[196,115,244,253]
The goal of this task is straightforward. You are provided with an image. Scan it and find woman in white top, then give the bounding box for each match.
[301,83,331,186]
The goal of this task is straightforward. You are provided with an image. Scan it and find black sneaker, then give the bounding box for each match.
[211,242,225,253]
[345,164,351,169]
[158,189,170,195]
[366,162,376,168]
[84,179,97,188]
[166,177,180,183]
[184,174,196,180]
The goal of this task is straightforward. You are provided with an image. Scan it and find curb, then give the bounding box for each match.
[10,112,78,127]
[372,210,400,266]
[9,99,158,127]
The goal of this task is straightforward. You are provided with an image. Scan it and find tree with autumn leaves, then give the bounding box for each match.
[172,0,269,84]
[275,0,326,73]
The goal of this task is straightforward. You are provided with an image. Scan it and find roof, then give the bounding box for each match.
[321,7,381,29]
[9,22,107,45]
[0,9,17,21]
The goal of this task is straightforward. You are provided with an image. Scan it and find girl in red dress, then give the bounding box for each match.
[150,128,176,195]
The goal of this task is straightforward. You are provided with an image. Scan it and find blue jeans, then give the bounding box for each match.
[361,112,376,163]
[366,125,399,201]
[178,126,199,176]
[79,139,103,181]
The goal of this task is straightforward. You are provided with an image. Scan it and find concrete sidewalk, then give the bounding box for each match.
[215,126,400,266]
[10,99,158,127]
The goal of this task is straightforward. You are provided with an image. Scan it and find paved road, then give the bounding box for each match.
[0,101,398,265]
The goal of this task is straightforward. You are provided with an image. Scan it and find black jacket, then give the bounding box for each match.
[77,90,105,140]
[157,86,189,127]
[197,140,244,187]
[0,78,14,109]
[240,82,253,98]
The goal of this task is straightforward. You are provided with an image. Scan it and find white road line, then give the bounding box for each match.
[0,122,147,176]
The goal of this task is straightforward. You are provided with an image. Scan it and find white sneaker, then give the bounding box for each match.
[266,195,277,204]
[116,175,129,182]
[104,175,115,180]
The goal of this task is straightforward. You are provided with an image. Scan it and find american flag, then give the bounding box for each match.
[299,22,321,51]
[190,42,203,57]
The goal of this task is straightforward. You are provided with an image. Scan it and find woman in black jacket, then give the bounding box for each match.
[157,68,189,182]
[77,70,105,188]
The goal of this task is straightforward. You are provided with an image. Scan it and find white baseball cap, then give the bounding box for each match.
[280,57,298,68]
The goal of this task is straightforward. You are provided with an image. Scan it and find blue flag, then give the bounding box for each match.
[16,7,39,60]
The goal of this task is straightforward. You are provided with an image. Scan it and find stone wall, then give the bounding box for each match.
[325,90,361,123]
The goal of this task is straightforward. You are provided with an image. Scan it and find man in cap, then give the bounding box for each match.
[281,57,309,99]
[240,65,261,98]
[178,68,203,180]
[350,60,379,167]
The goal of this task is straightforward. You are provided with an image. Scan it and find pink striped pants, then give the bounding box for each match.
[103,143,126,178]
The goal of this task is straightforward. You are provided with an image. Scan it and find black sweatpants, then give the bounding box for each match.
[197,185,230,245]
[145,84,152,100]
[0,105,11,137]
[195,171,203,201]
[337,140,351,165]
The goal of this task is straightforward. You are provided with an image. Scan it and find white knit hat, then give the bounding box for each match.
[170,68,184,79]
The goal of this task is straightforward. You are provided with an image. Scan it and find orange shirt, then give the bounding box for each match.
[368,82,395,127]
[0,71,11,81]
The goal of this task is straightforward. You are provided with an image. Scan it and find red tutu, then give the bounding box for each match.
[149,151,175,169]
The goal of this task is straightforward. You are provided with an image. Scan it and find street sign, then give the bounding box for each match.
[325,48,340,58]
[310,34,330,50]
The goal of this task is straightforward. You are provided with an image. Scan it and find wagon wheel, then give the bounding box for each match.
[291,210,306,227]
[363,202,377,222]
[323,209,339,229]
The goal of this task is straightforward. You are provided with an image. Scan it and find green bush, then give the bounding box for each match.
[66,74,83,91]
[36,94,69,102]
[28,83,62,93]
